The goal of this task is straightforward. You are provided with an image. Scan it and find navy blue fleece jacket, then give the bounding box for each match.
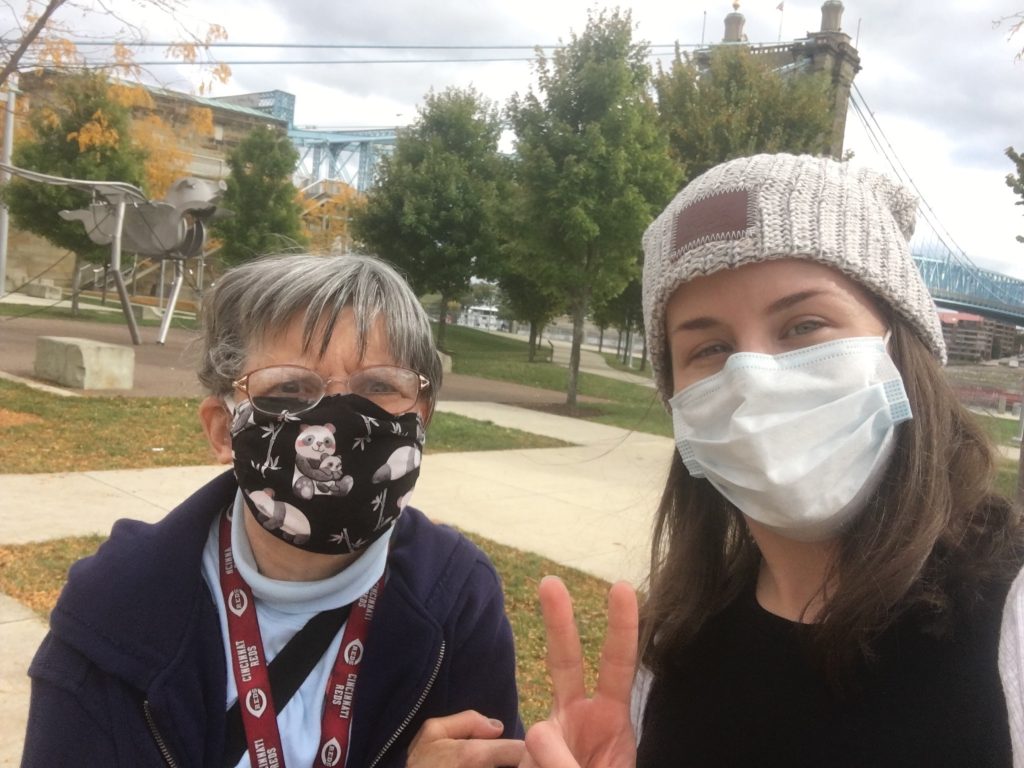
[21,471,522,767]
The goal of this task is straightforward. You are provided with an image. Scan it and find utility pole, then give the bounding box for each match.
[0,76,17,299]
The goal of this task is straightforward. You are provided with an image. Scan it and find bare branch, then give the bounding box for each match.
[0,0,67,87]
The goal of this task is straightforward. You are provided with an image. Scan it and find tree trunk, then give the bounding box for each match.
[598,326,605,353]
[616,328,623,357]
[436,294,450,350]
[640,332,648,372]
[528,321,538,362]
[622,321,632,367]
[566,299,586,411]
[70,254,81,316]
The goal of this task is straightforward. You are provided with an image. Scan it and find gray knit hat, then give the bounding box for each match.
[642,153,946,404]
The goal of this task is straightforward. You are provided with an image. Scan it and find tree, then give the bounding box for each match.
[0,0,230,91]
[593,274,643,366]
[211,127,305,266]
[508,9,679,409]
[498,269,564,362]
[1006,146,1024,243]
[352,86,506,349]
[300,181,363,253]
[5,71,147,263]
[655,45,834,182]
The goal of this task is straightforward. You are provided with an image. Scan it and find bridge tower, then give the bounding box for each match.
[703,1,861,158]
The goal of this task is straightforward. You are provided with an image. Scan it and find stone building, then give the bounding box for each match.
[698,1,860,158]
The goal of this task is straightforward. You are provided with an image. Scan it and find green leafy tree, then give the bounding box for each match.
[508,9,679,408]
[5,70,147,267]
[656,45,834,182]
[593,274,644,366]
[1006,146,1024,243]
[352,86,505,349]
[212,127,305,265]
[498,269,564,362]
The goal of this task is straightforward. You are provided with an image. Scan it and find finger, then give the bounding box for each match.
[411,710,505,748]
[538,575,586,708]
[465,738,525,767]
[524,721,581,768]
[595,581,639,705]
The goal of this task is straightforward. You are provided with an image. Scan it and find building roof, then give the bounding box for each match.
[142,83,287,124]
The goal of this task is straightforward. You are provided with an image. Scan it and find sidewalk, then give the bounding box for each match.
[0,401,673,766]
[485,328,655,388]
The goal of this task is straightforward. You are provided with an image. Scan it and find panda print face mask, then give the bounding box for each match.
[227,393,425,555]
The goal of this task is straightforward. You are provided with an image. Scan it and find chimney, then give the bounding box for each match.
[820,0,844,33]
[724,2,746,42]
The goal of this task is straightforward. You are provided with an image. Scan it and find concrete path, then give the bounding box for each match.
[548,339,655,388]
[485,328,655,389]
[0,401,673,765]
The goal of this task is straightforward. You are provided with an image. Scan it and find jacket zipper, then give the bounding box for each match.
[367,640,446,768]
[143,699,180,768]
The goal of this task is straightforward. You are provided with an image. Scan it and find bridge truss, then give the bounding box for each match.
[289,127,396,192]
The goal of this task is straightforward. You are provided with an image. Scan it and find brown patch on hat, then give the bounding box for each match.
[671,188,754,257]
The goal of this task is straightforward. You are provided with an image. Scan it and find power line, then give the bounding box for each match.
[8,39,694,51]
[849,86,1018,305]
[21,51,682,67]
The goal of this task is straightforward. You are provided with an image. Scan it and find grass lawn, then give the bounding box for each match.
[601,351,654,379]
[441,324,672,437]
[0,298,199,330]
[0,530,611,726]
[0,378,570,473]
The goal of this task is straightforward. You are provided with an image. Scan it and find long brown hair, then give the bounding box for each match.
[640,320,1024,675]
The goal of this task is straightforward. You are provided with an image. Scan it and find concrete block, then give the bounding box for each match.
[438,351,453,374]
[131,303,164,322]
[4,269,26,291]
[21,282,62,300]
[34,336,134,389]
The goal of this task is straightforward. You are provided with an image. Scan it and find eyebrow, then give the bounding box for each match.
[670,289,828,334]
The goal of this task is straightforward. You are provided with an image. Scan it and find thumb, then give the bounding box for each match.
[524,721,581,768]
[414,710,505,745]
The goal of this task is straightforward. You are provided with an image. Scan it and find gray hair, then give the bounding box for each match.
[197,253,443,411]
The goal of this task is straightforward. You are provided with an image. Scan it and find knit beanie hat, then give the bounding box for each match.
[642,153,946,404]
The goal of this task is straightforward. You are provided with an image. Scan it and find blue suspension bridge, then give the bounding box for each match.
[906,209,1024,327]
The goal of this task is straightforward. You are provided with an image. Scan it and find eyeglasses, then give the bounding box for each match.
[232,364,430,417]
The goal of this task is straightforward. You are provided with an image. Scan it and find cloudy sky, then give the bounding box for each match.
[26,0,1024,277]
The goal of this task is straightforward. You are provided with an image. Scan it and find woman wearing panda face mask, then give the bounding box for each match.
[23,253,523,768]
[522,154,1024,768]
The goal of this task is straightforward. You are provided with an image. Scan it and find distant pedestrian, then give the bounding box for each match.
[22,253,524,768]
[522,153,1024,768]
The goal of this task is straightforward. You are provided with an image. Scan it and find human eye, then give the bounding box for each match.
[268,373,319,398]
[783,318,827,338]
[690,341,731,361]
[246,367,322,414]
[353,367,403,396]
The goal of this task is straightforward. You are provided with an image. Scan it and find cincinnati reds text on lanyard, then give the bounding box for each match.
[218,512,382,768]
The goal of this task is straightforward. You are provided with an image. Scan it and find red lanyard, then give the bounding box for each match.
[218,512,382,768]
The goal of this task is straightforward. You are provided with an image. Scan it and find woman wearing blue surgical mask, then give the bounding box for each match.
[521,153,1024,768]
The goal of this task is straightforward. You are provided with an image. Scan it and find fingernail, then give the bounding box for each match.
[488,718,503,730]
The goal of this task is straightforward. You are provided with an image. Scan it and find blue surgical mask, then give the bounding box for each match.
[668,336,912,541]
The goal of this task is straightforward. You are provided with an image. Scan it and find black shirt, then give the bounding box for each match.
[638,586,1012,767]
